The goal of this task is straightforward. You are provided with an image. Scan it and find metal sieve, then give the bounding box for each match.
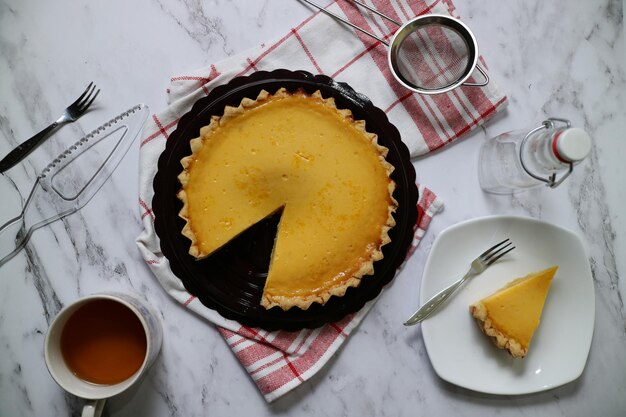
[301,0,489,94]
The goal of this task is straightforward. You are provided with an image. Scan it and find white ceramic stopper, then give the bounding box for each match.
[554,127,592,162]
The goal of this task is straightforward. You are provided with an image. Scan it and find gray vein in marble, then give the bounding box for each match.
[510,189,543,219]
[573,153,624,328]
[24,240,62,324]
[603,0,622,30]
[75,221,135,287]
[200,385,209,408]
[13,364,34,414]
[155,0,233,56]
[0,330,34,416]
[255,0,269,29]
[0,1,17,16]
[63,391,83,417]
[0,38,52,135]
[157,391,179,417]
[0,112,16,144]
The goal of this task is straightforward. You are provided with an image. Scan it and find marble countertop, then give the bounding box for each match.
[1,0,625,416]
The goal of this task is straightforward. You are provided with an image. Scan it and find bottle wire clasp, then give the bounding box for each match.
[519,118,573,188]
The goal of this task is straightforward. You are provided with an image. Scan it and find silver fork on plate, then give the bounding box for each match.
[0,82,100,173]
[404,238,515,326]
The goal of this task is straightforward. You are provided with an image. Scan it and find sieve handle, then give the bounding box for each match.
[462,65,489,87]
[349,0,401,26]
[299,0,390,46]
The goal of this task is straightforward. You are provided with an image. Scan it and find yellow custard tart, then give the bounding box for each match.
[177,89,397,310]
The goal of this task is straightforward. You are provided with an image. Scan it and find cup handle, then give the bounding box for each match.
[82,399,106,417]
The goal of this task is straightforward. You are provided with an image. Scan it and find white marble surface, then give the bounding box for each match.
[1,0,625,416]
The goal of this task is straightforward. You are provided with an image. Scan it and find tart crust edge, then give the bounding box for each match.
[469,302,527,358]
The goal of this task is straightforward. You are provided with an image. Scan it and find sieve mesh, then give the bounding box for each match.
[396,23,470,91]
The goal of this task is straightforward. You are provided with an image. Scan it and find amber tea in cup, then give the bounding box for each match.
[60,299,147,385]
[45,293,162,417]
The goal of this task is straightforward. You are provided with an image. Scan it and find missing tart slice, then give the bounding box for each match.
[469,266,558,358]
[177,88,397,310]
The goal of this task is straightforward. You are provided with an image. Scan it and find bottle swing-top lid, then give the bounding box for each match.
[520,118,592,188]
[552,127,592,163]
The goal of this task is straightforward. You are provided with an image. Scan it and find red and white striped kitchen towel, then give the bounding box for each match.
[136,0,506,402]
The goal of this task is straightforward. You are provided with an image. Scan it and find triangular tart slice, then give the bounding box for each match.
[469,266,558,358]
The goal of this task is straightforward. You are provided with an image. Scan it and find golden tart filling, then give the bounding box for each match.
[178,88,397,310]
[469,266,557,358]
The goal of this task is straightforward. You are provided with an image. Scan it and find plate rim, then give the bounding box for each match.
[152,69,419,330]
[420,214,595,395]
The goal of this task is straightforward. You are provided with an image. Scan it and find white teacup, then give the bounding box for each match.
[44,293,163,417]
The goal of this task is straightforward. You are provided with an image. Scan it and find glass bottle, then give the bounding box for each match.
[478,118,592,194]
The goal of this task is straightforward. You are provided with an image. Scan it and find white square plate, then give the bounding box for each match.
[421,215,595,394]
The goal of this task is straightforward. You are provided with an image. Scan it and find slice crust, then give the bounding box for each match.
[469,266,558,358]
[177,88,397,310]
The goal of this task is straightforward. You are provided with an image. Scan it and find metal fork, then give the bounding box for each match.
[404,238,515,326]
[0,82,100,173]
